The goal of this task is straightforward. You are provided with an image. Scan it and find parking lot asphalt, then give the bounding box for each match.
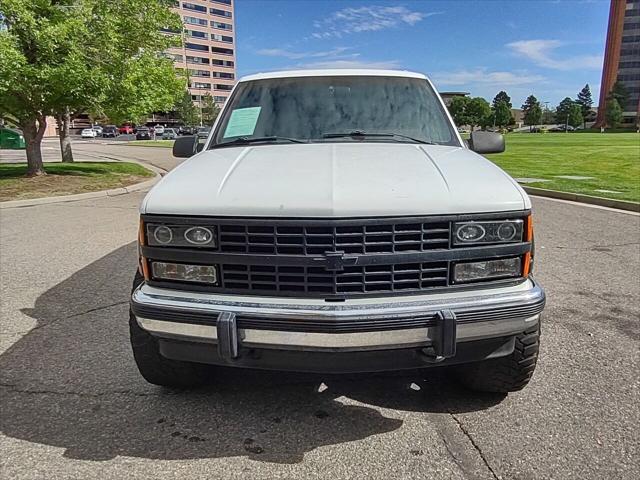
[0,143,638,479]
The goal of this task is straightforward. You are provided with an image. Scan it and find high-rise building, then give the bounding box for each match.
[167,0,237,106]
[595,0,640,127]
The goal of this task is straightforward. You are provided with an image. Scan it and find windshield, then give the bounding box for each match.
[211,76,459,148]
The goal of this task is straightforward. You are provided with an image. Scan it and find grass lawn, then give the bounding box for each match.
[126,140,175,148]
[0,162,154,202]
[485,133,640,203]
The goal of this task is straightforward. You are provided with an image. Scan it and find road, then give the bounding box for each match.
[1,143,638,479]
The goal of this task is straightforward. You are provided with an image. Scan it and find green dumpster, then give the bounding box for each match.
[0,127,26,149]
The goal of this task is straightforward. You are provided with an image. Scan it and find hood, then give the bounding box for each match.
[142,143,528,217]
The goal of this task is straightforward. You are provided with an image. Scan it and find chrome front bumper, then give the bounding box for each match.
[131,279,545,354]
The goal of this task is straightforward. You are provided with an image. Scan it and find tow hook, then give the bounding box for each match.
[421,309,457,363]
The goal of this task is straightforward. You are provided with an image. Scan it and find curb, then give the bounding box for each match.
[0,161,164,209]
[523,186,640,213]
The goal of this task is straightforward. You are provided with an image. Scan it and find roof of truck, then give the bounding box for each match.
[239,69,427,82]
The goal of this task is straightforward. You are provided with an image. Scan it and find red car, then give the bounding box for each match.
[118,124,134,134]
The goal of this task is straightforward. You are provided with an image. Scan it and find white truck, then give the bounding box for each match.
[130,69,545,393]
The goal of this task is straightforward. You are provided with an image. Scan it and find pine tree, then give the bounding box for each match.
[522,95,542,131]
[575,84,593,129]
[492,91,512,109]
[605,98,623,128]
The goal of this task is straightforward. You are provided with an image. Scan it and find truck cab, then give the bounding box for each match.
[130,69,544,393]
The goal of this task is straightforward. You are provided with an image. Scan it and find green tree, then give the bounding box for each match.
[492,91,512,109]
[200,93,220,126]
[447,96,471,127]
[609,80,629,110]
[605,98,623,128]
[575,84,593,129]
[466,97,491,131]
[521,95,542,130]
[175,91,200,126]
[493,100,512,128]
[567,103,583,128]
[0,0,184,174]
[555,97,575,125]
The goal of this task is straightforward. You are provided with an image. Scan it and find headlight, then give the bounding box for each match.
[146,223,217,248]
[453,220,523,246]
[453,257,521,283]
[151,262,218,284]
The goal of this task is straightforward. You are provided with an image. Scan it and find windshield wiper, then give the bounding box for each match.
[212,136,308,148]
[322,130,435,145]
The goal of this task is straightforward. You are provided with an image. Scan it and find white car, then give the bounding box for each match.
[91,125,103,136]
[153,125,165,135]
[80,128,97,138]
[130,69,545,393]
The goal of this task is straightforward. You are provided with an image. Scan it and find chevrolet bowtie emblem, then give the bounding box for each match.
[314,251,358,272]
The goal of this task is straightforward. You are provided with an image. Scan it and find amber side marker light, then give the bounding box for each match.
[138,218,150,281]
[522,215,533,277]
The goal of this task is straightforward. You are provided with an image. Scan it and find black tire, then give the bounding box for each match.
[456,324,541,393]
[129,271,211,388]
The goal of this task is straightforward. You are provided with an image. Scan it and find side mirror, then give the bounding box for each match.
[172,135,198,158]
[468,131,505,154]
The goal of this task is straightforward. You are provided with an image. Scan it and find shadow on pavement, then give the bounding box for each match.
[0,243,504,463]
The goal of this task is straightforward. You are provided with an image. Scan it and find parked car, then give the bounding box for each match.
[153,125,165,135]
[196,126,210,139]
[135,127,151,140]
[0,127,26,149]
[178,126,195,136]
[119,124,134,135]
[102,125,119,138]
[81,128,97,138]
[549,125,575,132]
[91,125,103,136]
[162,128,177,140]
[131,69,545,393]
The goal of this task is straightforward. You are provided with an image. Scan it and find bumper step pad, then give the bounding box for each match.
[217,312,238,361]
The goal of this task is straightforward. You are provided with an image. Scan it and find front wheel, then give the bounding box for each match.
[129,270,211,388]
[455,323,541,393]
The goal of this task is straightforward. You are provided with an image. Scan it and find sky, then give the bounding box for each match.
[233,0,610,108]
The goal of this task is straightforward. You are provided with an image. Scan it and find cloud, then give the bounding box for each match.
[431,69,545,87]
[312,5,442,38]
[296,59,402,70]
[256,47,354,60]
[507,39,603,70]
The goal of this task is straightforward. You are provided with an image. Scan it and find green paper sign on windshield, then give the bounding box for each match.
[223,107,262,138]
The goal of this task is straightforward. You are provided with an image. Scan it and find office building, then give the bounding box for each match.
[595,0,640,126]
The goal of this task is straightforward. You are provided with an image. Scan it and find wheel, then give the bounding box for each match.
[456,323,541,393]
[129,270,211,388]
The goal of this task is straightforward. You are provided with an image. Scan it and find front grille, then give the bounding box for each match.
[218,221,450,255]
[220,262,449,296]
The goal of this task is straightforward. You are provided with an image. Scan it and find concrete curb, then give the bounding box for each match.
[523,186,640,213]
[0,161,164,209]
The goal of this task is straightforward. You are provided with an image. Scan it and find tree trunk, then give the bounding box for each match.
[57,107,74,163]
[21,115,47,177]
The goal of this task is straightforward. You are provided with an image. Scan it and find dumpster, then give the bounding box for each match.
[0,127,26,149]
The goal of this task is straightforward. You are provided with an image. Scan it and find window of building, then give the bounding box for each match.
[210,8,232,18]
[184,16,208,26]
[625,8,640,17]
[619,60,640,68]
[183,2,207,13]
[189,69,211,77]
[185,42,209,52]
[211,21,233,31]
[624,21,640,30]
[188,30,208,39]
[622,35,640,43]
[163,53,184,62]
[617,73,640,81]
[161,27,181,34]
[186,55,210,65]
[214,96,228,103]
[191,95,202,101]
[620,47,640,56]
[192,82,212,89]
[212,59,234,67]
[211,0,232,5]
[212,71,235,79]
[214,84,233,91]
[212,34,233,43]
[211,47,233,55]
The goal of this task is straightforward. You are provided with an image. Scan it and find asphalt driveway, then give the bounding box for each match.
[0,145,638,479]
